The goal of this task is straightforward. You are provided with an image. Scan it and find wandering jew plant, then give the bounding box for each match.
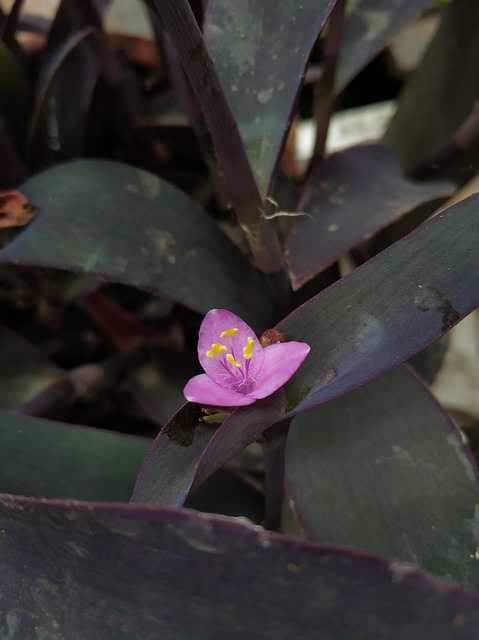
[1,0,479,637]
[183,309,310,406]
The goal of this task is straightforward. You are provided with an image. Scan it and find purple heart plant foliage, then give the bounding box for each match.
[1,0,479,637]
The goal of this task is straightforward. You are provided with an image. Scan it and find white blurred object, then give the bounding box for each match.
[295,100,397,171]
[0,0,153,39]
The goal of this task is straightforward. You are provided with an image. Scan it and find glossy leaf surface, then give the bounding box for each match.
[131,392,284,506]
[336,0,434,95]
[0,160,276,327]
[0,413,150,502]
[277,192,479,416]
[2,496,479,638]
[204,0,335,197]
[287,145,452,289]
[286,366,479,591]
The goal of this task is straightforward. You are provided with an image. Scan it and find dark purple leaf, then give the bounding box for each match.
[0,413,150,502]
[276,192,479,416]
[286,366,479,591]
[0,0,24,46]
[384,0,479,176]
[286,144,452,289]
[28,26,98,167]
[147,0,264,234]
[131,392,284,506]
[0,160,277,327]
[2,495,479,637]
[204,0,335,198]
[336,0,434,95]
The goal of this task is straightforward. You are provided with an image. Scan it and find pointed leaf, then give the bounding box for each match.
[0,160,277,327]
[204,0,335,197]
[276,192,479,416]
[286,366,479,591]
[336,0,434,95]
[0,413,150,502]
[131,393,285,506]
[287,145,452,289]
[2,496,479,637]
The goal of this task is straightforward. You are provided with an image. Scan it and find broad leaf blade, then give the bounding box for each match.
[336,0,434,95]
[276,192,479,416]
[286,366,479,591]
[0,413,150,502]
[204,0,335,197]
[131,393,284,506]
[0,160,277,327]
[2,495,479,638]
[287,145,452,289]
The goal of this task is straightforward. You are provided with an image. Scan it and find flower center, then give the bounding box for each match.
[206,327,256,393]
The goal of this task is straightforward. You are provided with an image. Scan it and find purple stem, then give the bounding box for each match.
[261,419,292,531]
[309,0,346,172]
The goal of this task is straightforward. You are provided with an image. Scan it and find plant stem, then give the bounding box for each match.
[261,419,292,531]
[310,0,346,171]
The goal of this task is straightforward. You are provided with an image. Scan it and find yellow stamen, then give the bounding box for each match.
[243,336,254,360]
[220,327,239,338]
[226,353,242,368]
[206,343,227,358]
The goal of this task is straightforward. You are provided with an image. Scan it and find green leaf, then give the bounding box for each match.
[0,413,150,502]
[0,159,277,327]
[204,0,335,197]
[286,366,479,591]
[2,495,479,637]
[276,192,479,416]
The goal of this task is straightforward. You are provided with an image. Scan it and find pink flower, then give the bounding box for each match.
[183,309,310,407]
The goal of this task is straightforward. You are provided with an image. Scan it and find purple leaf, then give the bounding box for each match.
[286,366,479,591]
[184,309,310,406]
[0,160,277,328]
[131,393,285,506]
[336,0,435,95]
[287,144,453,289]
[2,495,479,637]
[204,0,335,197]
[276,191,479,416]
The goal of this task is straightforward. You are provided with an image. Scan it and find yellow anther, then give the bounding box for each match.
[226,353,242,368]
[243,336,254,360]
[220,327,239,338]
[206,343,227,358]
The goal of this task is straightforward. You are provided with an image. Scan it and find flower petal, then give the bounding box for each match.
[197,309,264,387]
[183,374,256,406]
[249,342,310,400]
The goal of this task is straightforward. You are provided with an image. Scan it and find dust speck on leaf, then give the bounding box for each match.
[139,173,161,199]
[150,230,176,265]
[113,256,128,273]
[257,88,273,104]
